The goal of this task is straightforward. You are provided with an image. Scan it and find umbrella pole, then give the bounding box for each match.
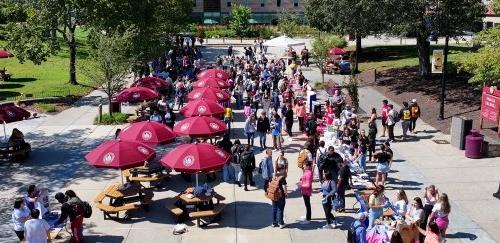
[196,173,199,188]
[121,170,124,185]
[3,121,6,142]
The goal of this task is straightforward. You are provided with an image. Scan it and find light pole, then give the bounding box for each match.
[439,35,449,120]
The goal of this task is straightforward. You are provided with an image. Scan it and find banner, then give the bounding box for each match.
[432,50,444,74]
[481,87,500,124]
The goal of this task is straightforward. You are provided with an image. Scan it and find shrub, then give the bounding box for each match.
[36,103,57,113]
[95,113,129,125]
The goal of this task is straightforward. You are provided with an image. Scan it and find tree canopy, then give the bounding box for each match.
[311,35,347,83]
[229,4,251,41]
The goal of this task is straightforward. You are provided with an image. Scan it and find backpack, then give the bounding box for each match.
[231,146,241,164]
[347,223,364,243]
[411,105,419,118]
[82,201,92,218]
[402,109,411,120]
[297,149,308,169]
[240,152,253,170]
[317,149,327,171]
[265,176,284,201]
[393,110,401,123]
[305,119,317,134]
[258,159,264,174]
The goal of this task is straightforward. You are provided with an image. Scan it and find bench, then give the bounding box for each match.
[165,197,184,222]
[95,202,139,220]
[189,203,226,226]
[214,194,226,203]
[94,192,106,203]
[122,169,131,181]
[0,143,31,162]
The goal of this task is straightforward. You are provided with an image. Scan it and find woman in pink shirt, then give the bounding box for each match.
[299,162,313,224]
[295,101,306,132]
[416,221,442,243]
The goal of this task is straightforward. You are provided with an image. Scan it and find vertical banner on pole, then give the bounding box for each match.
[432,50,444,74]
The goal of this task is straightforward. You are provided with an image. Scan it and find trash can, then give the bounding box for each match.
[111,100,121,113]
[465,129,484,159]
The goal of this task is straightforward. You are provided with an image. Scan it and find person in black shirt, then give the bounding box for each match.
[240,145,256,191]
[358,129,369,171]
[284,103,294,137]
[336,159,353,212]
[256,111,271,151]
[321,146,342,182]
[55,190,84,243]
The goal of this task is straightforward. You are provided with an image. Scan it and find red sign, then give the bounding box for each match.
[481,87,500,124]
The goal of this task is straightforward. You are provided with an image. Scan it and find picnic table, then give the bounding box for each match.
[177,187,226,227]
[123,165,169,188]
[0,141,31,162]
[94,183,154,220]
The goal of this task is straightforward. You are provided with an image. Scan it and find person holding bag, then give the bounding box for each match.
[298,162,313,224]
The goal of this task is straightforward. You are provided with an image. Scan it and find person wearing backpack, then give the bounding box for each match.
[304,115,317,137]
[315,141,327,182]
[297,143,312,171]
[240,145,256,191]
[409,99,421,134]
[348,212,368,243]
[320,172,339,229]
[267,166,288,228]
[231,140,243,187]
[399,102,412,140]
[55,190,86,243]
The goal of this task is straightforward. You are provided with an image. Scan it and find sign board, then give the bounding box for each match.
[480,86,500,136]
[432,50,444,74]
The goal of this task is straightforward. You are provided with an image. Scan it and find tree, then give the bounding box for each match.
[493,0,500,13]
[6,0,96,85]
[88,0,193,65]
[229,4,251,42]
[277,11,303,37]
[306,0,385,72]
[386,0,484,79]
[82,29,136,115]
[459,27,500,86]
[311,35,347,83]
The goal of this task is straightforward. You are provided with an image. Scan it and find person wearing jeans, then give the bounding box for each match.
[271,169,287,228]
[368,186,385,230]
[299,162,313,224]
[321,173,338,229]
[387,104,396,142]
[244,117,256,146]
[400,102,411,140]
[337,160,353,212]
[261,149,274,192]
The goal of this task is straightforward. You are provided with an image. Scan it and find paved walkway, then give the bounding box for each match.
[0,43,497,243]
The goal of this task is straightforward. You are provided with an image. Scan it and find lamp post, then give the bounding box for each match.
[438,35,449,120]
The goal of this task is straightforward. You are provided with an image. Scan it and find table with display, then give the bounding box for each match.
[177,187,226,227]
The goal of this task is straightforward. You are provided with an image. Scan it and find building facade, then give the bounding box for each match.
[192,0,305,24]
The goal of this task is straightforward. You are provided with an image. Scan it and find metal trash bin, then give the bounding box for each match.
[465,129,484,159]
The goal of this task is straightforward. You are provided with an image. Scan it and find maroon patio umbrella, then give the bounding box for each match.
[114,87,159,103]
[0,50,13,58]
[329,47,347,56]
[173,116,227,138]
[0,104,30,123]
[187,87,230,102]
[160,143,230,186]
[192,77,230,89]
[197,69,230,80]
[179,99,225,117]
[118,121,176,145]
[131,77,169,90]
[85,140,156,169]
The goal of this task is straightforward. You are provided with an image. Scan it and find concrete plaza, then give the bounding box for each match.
[0,42,498,243]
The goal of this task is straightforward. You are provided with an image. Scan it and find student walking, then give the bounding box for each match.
[299,162,313,224]
[321,172,339,229]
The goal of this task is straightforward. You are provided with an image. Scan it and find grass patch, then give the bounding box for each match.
[358,44,473,72]
[0,27,96,100]
[95,113,130,125]
[36,103,57,113]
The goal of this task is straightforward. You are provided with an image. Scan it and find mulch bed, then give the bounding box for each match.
[359,67,496,135]
[18,97,78,115]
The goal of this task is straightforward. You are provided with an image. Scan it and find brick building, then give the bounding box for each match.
[192,0,305,24]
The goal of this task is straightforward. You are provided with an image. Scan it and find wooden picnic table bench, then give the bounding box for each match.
[0,142,31,162]
[96,183,154,220]
[165,197,184,223]
[95,202,139,220]
[188,203,226,226]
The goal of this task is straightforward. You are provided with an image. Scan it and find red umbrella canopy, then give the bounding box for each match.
[85,140,156,169]
[193,77,230,89]
[329,47,347,56]
[187,87,230,102]
[114,87,159,103]
[173,116,227,137]
[0,50,14,58]
[197,69,230,80]
[118,121,176,145]
[131,77,169,90]
[180,99,225,117]
[0,104,30,123]
[161,143,230,173]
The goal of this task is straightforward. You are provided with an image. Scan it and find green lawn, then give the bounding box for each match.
[0,28,95,101]
[357,44,472,72]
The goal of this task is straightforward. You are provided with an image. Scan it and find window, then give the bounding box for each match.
[277,0,281,7]
[260,0,265,7]
[294,0,299,7]
[193,0,196,7]
[227,1,231,7]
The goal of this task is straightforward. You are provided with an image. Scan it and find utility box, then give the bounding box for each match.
[450,116,473,150]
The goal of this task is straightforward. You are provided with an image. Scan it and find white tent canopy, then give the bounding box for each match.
[262,36,305,47]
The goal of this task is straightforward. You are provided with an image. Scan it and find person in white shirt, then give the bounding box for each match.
[386,104,396,142]
[406,197,425,225]
[392,189,408,217]
[24,209,50,243]
[12,198,31,241]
